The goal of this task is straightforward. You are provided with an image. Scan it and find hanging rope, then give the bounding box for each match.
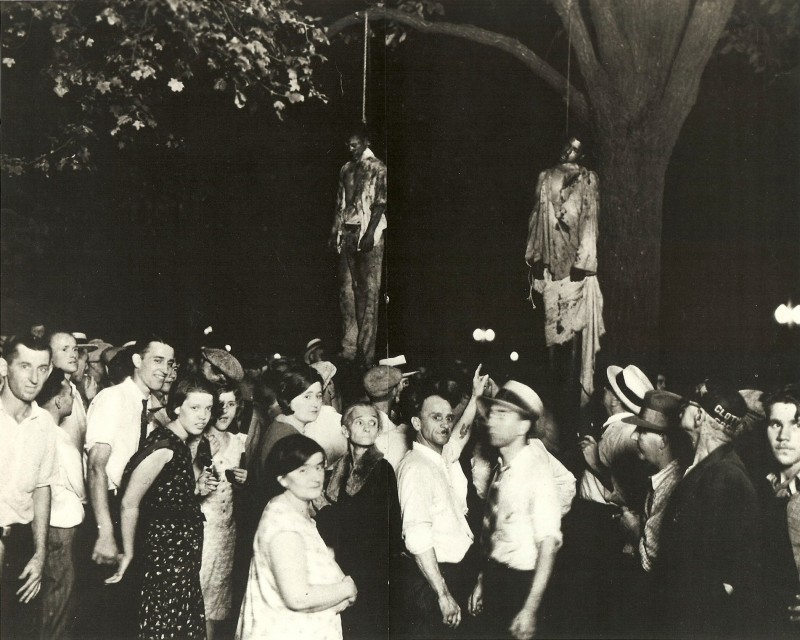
[565,0,572,136]
[362,11,369,124]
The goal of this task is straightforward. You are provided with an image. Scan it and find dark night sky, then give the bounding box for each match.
[2,1,798,386]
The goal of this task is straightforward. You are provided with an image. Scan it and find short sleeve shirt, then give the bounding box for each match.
[0,400,57,526]
[85,377,150,490]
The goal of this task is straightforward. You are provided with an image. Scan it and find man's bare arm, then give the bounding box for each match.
[87,444,118,564]
[414,547,462,629]
[17,486,50,603]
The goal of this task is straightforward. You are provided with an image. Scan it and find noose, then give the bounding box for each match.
[362,11,369,125]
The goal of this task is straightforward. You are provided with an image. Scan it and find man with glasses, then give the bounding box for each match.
[328,124,387,366]
[395,378,487,638]
[82,334,176,637]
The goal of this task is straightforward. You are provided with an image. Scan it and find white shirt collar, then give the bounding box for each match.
[603,411,633,429]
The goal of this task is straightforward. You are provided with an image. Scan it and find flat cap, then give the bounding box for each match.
[201,347,244,382]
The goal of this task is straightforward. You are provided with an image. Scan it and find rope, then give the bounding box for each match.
[362,11,369,124]
[565,0,572,136]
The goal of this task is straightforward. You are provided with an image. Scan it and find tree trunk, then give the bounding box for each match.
[595,131,672,367]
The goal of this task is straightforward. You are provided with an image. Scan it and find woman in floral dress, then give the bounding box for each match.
[107,376,217,639]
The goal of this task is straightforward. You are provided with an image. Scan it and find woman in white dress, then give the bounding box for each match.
[236,434,357,640]
[192,383,248,640]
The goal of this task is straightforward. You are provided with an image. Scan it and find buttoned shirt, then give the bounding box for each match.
[485,445,563,571]
[396,441,473,563]
[85,377,150,490]
[0,400,57,527]
[640,458,682,572]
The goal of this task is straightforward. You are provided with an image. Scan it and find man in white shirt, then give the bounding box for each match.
[35,369,86,639]
[0,336,56,639]
[395,369,488,638]
[83,334,175,636]
[468,381,562,640]
[365,365,409,469]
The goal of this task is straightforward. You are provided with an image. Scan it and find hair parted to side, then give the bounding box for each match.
[762,383,800,419]
[166,375,218,420]
[276,365,324,415]
[264,434,325,500]
[132,334,173,358]
[3,335,51,364]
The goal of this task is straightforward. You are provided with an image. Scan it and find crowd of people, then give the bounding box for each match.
[0,325,798,640]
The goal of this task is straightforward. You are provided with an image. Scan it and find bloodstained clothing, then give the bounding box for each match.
[332,148,387,364]
[525,164,599,281]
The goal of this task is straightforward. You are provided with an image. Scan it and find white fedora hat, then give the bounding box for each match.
[606,364,653,414]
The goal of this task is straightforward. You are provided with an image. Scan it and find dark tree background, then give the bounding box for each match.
[2,0,798,386]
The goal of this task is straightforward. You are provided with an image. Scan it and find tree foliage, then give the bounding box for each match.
[1,0,328,175]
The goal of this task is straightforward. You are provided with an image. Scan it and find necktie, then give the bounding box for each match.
[138,399,149,450]
[481,463,503,555]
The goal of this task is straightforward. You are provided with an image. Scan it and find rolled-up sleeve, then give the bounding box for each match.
[531,463,563,549]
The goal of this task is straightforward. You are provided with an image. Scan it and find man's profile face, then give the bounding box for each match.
[767,402,800,475]
[6,345,51,403]
[49,333,79,374]
[134,342,175,393]
[348,135,368,161]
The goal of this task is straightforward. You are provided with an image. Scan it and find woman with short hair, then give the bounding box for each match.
[236,434,357,639]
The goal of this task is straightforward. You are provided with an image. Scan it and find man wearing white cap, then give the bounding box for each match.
[468,381,562,640]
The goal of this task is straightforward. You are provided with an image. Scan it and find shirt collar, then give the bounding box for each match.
[360,148,375,162]
[651,458,680,490]
[412,440,446,464]
[122,376,150,402]
[0,398,43,424]
[766,471,800,496]
[603,411,634,429]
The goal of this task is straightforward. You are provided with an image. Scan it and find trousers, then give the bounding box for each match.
[40,525,79,640]
[338,228,384,364]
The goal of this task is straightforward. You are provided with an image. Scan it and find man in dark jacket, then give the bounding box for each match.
[653,382,757,639]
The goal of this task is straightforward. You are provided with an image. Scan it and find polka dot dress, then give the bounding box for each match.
[124,427,205,639]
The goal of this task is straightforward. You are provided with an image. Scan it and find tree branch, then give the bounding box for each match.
[658,0,736,133]
[327,6,589,126]
[550,0,604,92]
[588,0,633,76]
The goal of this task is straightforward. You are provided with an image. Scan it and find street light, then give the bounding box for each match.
[509,351,519,362]
[775,302,798,327]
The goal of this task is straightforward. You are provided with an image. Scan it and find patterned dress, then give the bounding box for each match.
[192,430,247,621]
[121,427,205,639]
